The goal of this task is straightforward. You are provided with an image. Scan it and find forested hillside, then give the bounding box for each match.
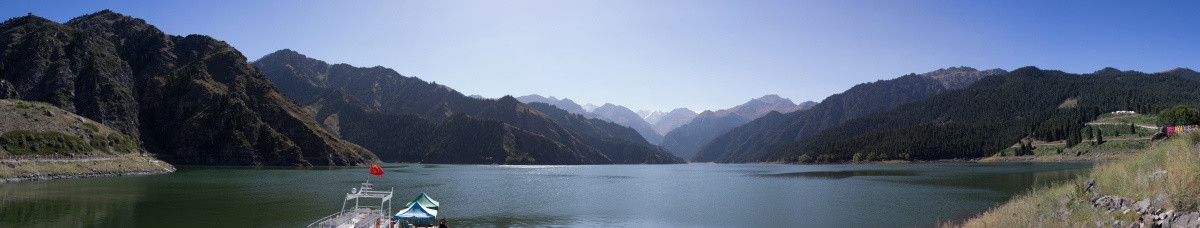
[693,67,1004,162]
[769,67,1200,163]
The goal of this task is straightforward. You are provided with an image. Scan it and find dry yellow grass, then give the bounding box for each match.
[955,181,1106,228]
[957,132,1200,227]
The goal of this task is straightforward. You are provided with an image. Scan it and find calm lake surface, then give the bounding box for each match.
[0,162,1091,227]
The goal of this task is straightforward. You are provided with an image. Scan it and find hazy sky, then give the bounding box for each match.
[5,1,1199,111]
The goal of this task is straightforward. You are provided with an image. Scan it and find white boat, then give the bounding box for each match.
[308,180,395,228]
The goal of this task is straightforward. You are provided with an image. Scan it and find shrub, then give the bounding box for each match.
[83,122,99,132]
[89,133,139,154]
[1,130,94,155]
[1157,105,1200,126]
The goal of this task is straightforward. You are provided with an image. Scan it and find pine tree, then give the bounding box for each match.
[1024,141,1034,156]
[1084,126,1093,140]
[1095,129,1104,145]
[1066,130,1080,148]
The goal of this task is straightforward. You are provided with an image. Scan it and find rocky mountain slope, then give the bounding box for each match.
[254,50,680,164]
[0,11,375,166]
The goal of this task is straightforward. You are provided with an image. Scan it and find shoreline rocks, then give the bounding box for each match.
[0,169,174,183]
[1085,179,1200,228]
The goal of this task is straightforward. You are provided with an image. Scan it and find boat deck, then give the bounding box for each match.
[313,208,388,228]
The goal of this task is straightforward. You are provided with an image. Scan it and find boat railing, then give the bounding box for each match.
[306,211,342,228]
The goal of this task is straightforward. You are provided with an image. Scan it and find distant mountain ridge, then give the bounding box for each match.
[650,108,698,135]
[693,67,1006,162]
[255,50,680,164]
[515,95,593,116]
[659,94,814,159]
[515,95,684,144]
[590,103,663,144]
[515,93,810,152]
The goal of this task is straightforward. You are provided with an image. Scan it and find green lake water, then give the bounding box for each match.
[0,162,1091,227]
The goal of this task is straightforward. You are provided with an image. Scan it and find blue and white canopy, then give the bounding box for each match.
[394,200,436,223]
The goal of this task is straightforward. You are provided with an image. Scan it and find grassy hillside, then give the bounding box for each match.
[957,133,1200,227]
[982,113,1158,162]
[0,99,174,181]
[0,154,174,181]
[0,100,137,156]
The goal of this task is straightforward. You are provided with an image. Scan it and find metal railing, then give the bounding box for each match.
[306,211,343,228]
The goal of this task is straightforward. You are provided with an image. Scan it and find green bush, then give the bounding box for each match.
[83,122,99,132]
[1157,105,1200,126]
[1,130,94,155]
[89,133,138,154]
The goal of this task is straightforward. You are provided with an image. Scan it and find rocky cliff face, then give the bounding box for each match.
[0,11,376,166]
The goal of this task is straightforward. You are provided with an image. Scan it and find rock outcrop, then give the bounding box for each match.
[1085,179,1200,228]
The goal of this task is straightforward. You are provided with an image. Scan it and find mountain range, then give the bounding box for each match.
[589,103,664,144]
[7,11,1196,166]
[693,67,1006,162]
[515,95,696,144]
[648,108,698,135]
[515,94,813,154]
[765,67,1200,163]
[0,11,376,166]
[514,95,592,116]
[254,49,681,164]
[660,94,816,159]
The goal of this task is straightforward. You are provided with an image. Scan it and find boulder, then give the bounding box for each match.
[0,80,18,99]
[1134,198,1152,212]
[1171,212,1199,228]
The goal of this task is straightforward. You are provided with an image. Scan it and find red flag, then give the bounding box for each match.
[369,164,384,178]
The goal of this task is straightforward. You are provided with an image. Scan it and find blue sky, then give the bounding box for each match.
[4,1,1199,112]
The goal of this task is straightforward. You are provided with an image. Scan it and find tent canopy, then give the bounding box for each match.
[394,201,436,221]
[404,193,440,210]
